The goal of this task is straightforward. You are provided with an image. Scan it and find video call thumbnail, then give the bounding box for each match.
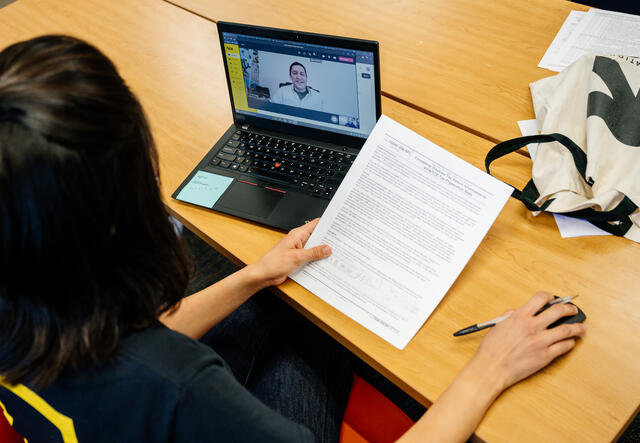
[240,47,361,129]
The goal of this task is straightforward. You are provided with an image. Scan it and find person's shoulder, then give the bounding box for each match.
[270,84,287,101]
[307,87,322,105]
[165,330,315,442]
[29,325,235,441]
[117,323,228,387]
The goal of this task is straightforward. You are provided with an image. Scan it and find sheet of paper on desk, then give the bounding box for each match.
[518,119,611,238]
[540,8,640,72]
[290,115,511,349]
[538,10,587,72]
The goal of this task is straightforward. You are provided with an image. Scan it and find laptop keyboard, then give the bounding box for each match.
[209,130,355,199]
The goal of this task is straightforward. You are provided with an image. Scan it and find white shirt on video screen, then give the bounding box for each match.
[270,62,323,111]
[270,84,323,111]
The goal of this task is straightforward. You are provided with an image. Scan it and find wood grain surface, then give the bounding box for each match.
[0,0,637,441]
[163,0,590,143]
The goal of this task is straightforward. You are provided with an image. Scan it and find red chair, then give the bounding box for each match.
[340,375,415,443]
[0,408,24,443]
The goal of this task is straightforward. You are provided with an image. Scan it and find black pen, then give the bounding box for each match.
[453,295,576,337]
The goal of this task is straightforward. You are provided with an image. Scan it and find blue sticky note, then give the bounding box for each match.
[176,171,234,208]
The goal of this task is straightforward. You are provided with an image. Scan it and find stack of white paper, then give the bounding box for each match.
[539,8,640,72]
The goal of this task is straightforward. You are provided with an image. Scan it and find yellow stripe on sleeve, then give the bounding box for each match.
[1,380,78,443]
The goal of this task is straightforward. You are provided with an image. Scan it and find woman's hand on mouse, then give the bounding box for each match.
[467,291,587,392]
[398,291,586,443]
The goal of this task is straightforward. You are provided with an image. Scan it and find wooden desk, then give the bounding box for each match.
[1,0,638,441]
[164,0,590,144]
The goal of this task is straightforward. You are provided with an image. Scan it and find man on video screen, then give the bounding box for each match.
[270,62,323,111]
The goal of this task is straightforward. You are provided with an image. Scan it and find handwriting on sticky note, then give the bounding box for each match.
[176,171,234,208]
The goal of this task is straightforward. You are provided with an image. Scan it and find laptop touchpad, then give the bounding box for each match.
[216,181,283,218]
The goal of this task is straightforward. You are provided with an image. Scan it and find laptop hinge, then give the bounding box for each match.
[241,124,249,130]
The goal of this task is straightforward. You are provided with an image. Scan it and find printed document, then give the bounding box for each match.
[290,115,511,349]
[540,8,640,72]
[538,11,587,72]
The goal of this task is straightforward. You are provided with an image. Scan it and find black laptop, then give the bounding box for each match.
[172,22,381,231]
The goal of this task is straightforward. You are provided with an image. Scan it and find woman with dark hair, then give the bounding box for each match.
[0,35,585,442]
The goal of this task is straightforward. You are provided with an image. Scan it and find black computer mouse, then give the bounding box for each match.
[535,296,586,329]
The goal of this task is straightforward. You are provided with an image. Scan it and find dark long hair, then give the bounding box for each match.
[0,36,190,389]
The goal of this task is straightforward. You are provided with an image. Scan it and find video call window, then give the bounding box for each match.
[223,33,375,138]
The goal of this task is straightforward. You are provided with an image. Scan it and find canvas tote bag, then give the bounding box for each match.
[485,54,640,242]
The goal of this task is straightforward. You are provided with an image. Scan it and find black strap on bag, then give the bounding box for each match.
[485,133,637,237]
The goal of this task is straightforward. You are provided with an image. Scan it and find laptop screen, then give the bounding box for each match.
[221,31,377,140]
